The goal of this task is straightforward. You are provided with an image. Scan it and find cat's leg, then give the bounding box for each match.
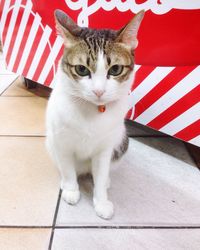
[47,137,80,205]
[60,155,80,205]
[92,149,114,219]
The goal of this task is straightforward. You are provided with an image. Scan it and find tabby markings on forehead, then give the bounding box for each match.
[81,31,115,62]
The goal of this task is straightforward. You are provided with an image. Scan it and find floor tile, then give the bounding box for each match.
[2,76,52,97]
[52,228,200,250]
[0,75,18,95]
[2,76,35,97]
[56,137,200,226]
[0,137,59,226]
[0,97,47,136]
[0,228,51,250]
[125,120,168,137]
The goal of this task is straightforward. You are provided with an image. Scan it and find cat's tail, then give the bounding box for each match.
[111,134,129,162]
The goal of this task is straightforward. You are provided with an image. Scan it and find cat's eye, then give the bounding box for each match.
[108,65,124,76]
[75,65,90,77]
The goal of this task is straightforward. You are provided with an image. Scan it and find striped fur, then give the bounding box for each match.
[54,9,136,83]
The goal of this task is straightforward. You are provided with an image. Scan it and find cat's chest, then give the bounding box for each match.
[62,112,119,159]
[69,112,112,142]
[65,120,108,159]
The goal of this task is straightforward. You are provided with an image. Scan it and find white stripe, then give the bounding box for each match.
[129,66,174,106]
[49,77,56,88]
[130,107,135,120]
[7,1,32,70]
[37,36,63,84]
[134,64,141,72]
[16,13,41,74]
[135,66,200,124]
[189,135,200,147]
[128,65,141,96]
[0,0,11,39]
[26,26,52,79]
[3,0,21,56]
[160,102,200,135]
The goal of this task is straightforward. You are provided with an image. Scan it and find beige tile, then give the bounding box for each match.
[2,77,52,97]
[0,96,47,136]
[53,229,200,250]
[0,228,51,250]
[2,77,35,97]
[0,137,59,226]
[0,75,18,95]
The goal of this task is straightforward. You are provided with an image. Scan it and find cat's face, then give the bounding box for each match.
[55,10,144,106]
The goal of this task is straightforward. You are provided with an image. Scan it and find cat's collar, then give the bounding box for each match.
[98,105,106,113]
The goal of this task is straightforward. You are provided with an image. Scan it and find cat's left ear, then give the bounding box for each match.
[116,10,145,50]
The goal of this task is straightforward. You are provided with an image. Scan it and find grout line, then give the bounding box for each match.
[0,135,46,138]
[0,95,49,98]
[48,189,62,250]
[0,225,52,229]
[184,142,199,169]
[0,95,40,98]
[0,135,170,139]
[0,225,199,230]
[54,225,200,230]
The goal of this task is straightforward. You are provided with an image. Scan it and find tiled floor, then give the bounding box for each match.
[0,56,200,249]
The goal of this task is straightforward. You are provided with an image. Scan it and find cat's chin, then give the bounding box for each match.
[73,95,117,107]
[90,99,116,107]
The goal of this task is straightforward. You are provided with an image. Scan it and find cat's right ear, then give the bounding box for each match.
[54,9,81,48]
[116,10,144,50]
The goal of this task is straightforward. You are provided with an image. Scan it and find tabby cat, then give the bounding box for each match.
[46,9,144,219]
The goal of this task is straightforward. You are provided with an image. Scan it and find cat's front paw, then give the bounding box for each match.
[94,200,114,220]
[62,190,80,205]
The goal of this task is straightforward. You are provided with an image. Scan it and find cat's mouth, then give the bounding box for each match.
[72,94,107,106]
[71,94,116,110]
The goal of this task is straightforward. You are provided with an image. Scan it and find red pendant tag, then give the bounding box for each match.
[98,105,106,113]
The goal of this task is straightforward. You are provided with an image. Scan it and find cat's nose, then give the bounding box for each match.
[93,89,105,98]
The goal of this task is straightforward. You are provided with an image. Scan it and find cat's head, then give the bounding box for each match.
[55,10,144,106]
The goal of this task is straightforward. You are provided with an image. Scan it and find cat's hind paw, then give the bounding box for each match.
[94,200,114,220]
[62,190,80,205]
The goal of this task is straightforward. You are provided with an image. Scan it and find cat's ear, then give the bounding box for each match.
[116,10,144,50]
[54,9,81,48]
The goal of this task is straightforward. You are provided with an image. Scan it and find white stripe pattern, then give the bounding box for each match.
[7,0,32,70]
[16,13,41,74]
[160,102,200,135]
[27,25,52,79]
[135,66,200,124]
[0,0,11,41]
[3,0,22,56]
[37,36,63,84]
[189,135,200,146]
[129,66,174,106]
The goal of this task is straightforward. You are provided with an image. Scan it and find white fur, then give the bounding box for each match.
[46,52,134,219]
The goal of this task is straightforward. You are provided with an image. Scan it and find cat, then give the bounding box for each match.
[46,9,144,219]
